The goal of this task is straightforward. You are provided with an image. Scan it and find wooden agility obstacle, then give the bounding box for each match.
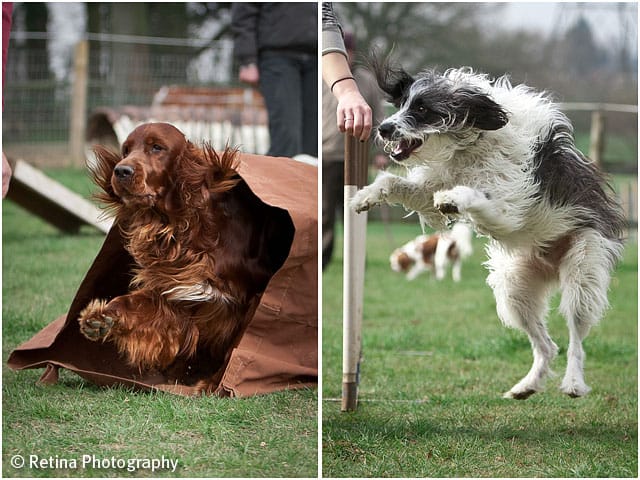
[6,158,112,234]
[341,135,369,412]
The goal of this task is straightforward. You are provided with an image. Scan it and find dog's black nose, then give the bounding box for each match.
[378,122,395,139]
[114,165,134,180]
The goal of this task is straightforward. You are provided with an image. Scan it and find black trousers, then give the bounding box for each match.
[259,51,318,158]
[322,160,344,270]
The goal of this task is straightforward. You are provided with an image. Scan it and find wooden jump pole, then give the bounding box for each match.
[342,135,369,412]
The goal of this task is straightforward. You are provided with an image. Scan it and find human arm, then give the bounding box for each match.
[231,3,261,86]
[321,3,372,141]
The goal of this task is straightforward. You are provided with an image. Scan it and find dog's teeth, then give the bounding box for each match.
[384,141,399,155]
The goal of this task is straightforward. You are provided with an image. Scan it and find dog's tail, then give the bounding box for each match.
[450,223,473,259]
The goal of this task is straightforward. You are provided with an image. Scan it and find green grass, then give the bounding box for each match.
[574,131,637,170]
[2,168,317,478]
[323,222,637,478]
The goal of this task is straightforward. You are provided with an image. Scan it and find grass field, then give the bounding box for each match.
[2,168,317,478]
[323,221,637,478]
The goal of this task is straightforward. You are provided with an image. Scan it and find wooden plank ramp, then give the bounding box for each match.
[6,158,112,234]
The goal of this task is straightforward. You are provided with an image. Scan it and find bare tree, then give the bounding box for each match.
[334,2,503,72]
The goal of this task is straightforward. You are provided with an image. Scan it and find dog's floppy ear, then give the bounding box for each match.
[369,51,415,107]
[456,88,509,131]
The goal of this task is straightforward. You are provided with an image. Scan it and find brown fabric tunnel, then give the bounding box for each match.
[7,153,318,397]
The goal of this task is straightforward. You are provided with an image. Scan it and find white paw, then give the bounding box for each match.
[503,376,544,400]
[502,384,540,400]
[350,185,385,213]
[433,186,483,215]
[560,378,591,398]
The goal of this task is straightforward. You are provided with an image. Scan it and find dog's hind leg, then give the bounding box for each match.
[434,236,453,281]
[485,245,558,399]
[450,257,462,282]
[557,229,623,397]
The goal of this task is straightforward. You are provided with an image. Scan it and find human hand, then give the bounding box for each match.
[333,85,373,142]
[2,152,12,198]
[238,63,259,86]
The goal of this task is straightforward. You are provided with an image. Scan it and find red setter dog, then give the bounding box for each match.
[79,122,293,392]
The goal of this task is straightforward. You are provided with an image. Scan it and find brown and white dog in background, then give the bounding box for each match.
[390,223,472,282]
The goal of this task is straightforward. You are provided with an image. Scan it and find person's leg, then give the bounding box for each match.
[300,53,318,157]
[322,160,344,269]
[258,53,303,157]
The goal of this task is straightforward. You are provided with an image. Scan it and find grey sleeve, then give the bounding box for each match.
[321,2,346,57]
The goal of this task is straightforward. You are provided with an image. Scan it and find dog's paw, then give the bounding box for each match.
[350,186,385,213]
[504,374,547,400]
[78,299,116,341]
[560,378,591,398]
[434,186,483,215]
[503,388,537,400]
[434,189,462,215]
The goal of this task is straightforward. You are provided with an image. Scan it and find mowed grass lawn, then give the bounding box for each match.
[2,168,317,478]
[323,221,637,477]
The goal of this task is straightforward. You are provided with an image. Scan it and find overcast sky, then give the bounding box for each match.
[499,2,637,51]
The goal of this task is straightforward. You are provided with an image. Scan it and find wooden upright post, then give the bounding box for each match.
[69,40,89,167]
[589,110,604,167]
[342,135,369,412]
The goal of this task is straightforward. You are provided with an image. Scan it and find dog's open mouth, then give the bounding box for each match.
[384,138,424,162]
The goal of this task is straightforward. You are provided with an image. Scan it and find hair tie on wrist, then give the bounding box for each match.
[330,76,355,93]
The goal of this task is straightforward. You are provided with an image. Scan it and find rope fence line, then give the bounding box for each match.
[325,398,430,404]
[559,102,638,114]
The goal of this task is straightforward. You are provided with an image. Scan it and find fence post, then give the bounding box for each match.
[589,110,604,167]
[69,40,89,167]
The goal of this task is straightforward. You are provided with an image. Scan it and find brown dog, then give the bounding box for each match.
[79,123,292,392]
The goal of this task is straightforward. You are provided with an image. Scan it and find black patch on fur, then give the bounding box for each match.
[370,57,509,132]
[533,121,626,240]
[406,72,509,132]
[452,87,509,131]
[369,53,415,107]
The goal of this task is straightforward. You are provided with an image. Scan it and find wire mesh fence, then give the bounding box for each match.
[2,33,636,230]
[3,33,248,164]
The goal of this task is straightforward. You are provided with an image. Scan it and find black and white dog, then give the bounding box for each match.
[351,61,625,399]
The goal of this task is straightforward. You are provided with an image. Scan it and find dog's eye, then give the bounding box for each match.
[122,147,129,157]
[151,144,164,152]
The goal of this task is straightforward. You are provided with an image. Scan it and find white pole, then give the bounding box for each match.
[341,136,368,411]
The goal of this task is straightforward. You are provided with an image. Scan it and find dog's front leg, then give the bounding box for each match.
[79,292,196,370]
[405,263,425,281]
[350,171,434,215]
[433,186,516,237]
[350,171,396,213]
